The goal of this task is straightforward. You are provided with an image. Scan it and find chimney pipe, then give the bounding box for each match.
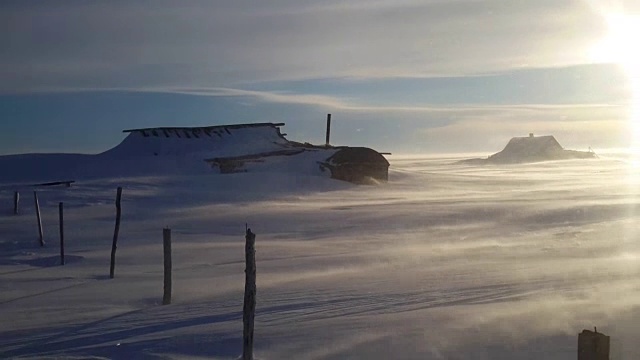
[325,114,332,146]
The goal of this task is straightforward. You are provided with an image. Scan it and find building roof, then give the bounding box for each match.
[122,122,285,133]
[326,147,390,166]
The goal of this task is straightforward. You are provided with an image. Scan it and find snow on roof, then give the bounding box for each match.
[103,122,292,159]
[122,122,285,133]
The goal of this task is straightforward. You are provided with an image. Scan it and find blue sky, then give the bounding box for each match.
[1,0,639,155]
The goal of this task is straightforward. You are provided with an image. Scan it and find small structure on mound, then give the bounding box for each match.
[578,328,610,360]
[207,146,390,185]
[460,133,597,164]
[318,147,390,184]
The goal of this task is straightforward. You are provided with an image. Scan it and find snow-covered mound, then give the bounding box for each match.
[460,134,597,165]
[0,123,389,185]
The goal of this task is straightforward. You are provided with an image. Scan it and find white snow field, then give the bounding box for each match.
[1,153,640,359]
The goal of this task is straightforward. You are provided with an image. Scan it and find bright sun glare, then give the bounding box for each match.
[591,13,640,155]
[591,14,640,72]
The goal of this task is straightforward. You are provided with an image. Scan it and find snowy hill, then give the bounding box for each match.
[460,134,597,164]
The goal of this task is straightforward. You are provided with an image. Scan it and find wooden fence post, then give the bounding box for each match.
[578,328,610,360]
[163,228,172,305]
[34,191,44,246]
[242,228,257,360]
[109,187,122,279]
[13,191,19,215]
[58,202,65,265]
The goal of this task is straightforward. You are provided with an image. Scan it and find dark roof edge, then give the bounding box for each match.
[510,135,556,139]
[123,122,285,133]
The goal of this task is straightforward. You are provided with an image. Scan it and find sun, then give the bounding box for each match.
[590,13,640,155]
[590,13,640,74]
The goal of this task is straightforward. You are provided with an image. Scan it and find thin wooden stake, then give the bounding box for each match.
[13,191,19,215]
[109,187,122,279]
[34,191,44,246]
[58,202,65,265]
[162,228,172,305]
[242,228,257,360]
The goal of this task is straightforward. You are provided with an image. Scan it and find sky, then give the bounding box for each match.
[1,0,639,155]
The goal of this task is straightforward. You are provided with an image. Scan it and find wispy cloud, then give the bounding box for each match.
[153,87,356,108]
[0,0,614,92]
[167,86,630,151]
[26,84,628,115]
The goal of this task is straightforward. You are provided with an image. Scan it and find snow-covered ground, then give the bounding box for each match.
[1,154,640,359]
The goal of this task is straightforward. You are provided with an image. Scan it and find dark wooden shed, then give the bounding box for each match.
[320,147,389,184]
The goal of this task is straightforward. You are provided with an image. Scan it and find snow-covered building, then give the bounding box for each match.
[460,134,597,164]
[0,122,389,185]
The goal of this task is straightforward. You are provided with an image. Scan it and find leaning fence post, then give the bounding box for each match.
[13,191,19,215]
[578,327,610,360]
[242,228,257,360]
[34,191,44,246]
[162,228,172,305]
[58,202,65,265]
[109,187,122,279]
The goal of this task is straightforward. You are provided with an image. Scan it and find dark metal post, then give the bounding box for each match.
[325,113,332,146]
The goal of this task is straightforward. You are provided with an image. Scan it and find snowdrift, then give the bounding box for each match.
[0,123,389,185]
[459,134,597,164]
